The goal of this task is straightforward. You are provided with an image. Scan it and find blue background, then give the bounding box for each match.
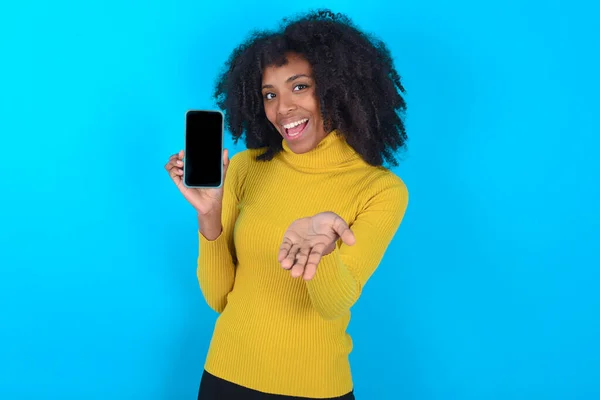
[1,0,598,399]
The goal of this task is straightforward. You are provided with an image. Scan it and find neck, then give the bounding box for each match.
[279,130,361,170]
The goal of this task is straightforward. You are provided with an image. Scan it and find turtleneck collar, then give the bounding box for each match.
[279,130,362,170]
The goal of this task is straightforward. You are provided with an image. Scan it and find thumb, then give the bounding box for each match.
[222,148,230,183]
[332,215,356,246]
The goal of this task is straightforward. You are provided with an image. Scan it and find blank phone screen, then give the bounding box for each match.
[184,110,223,188]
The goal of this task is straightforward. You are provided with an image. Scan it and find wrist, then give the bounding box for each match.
[197,209,222,241]
[197,205,221,218]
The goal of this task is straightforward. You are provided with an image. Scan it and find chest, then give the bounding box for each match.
[232,164,368,265]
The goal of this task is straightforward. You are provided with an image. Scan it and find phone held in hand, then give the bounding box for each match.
[184,109,224,189]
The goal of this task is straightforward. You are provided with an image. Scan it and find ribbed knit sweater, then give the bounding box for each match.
[197,130,409,398]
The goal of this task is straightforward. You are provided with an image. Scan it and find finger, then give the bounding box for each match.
[278,237,293,263]
[281,243,300,270]
[282,243,300,270]
[169,168,184,182]
[167,160,183,171]
[332,215,356,246]
[165,156,175,170]
[303,242,327,281]
[169,169,182,187]
[165,154,184,169]
[165,159,184,182]
[166,159,183,175]
[223,148,229,165]
[290,247,309,278]
[222,148,230,180]
[167,152,183,162]
[290,263,304,279]
[165,153,185,187]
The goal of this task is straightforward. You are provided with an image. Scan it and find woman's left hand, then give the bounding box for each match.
[278,211,356,280]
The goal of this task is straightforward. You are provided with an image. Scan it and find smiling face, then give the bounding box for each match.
[261,52,329,154]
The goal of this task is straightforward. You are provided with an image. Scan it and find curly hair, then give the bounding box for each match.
[213,9,407,167]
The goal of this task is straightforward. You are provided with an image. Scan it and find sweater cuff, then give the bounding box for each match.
[198,228,235,264]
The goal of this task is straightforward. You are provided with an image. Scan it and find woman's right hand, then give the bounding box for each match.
[164,149,230,216]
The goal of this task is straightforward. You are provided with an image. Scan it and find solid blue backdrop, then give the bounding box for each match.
[1,0,598,399]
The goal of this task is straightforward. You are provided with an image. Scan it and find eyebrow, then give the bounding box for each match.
[261,74,312,89]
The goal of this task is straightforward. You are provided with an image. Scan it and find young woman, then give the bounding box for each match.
[165,9,409,400]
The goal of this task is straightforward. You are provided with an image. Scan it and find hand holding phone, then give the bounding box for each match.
[164,110,230,215]
[164,148,229,216]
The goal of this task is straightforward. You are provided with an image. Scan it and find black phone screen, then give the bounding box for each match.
[184,110,224,188]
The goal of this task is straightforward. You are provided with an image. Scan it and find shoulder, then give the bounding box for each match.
[229,147,274,180]
[228,148,263,173]
[229,147,265,166]
[357,166,409,214]
[364,166,408,200]
[225,147,266,193]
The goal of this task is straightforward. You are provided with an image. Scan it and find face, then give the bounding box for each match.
[261,52,328,154]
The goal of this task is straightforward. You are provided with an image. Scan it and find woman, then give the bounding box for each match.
[165,9,409,400]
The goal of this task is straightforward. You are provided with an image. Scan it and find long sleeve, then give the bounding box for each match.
[196,151,247,313]
[305,179,409,320]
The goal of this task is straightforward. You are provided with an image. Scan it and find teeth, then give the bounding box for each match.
[283,118,308,129]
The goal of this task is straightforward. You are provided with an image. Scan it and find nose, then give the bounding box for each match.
[277,91,297,115]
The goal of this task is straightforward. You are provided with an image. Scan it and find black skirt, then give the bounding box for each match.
[198,370,356,400]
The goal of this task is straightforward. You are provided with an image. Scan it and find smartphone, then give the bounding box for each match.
[184,109,224,188]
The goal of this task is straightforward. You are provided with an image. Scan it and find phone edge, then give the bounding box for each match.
[182,109,225,190]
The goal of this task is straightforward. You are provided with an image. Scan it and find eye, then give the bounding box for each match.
[264,92,275,100]
[294,84,309,91]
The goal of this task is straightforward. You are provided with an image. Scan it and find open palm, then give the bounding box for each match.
[278,211,356,280]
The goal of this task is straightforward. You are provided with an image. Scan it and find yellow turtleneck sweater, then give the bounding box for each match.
[197,130,408,398]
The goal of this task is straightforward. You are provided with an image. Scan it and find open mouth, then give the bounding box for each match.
[283,118,309,140]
